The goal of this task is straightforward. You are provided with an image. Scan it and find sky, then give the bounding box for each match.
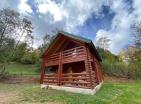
[0,0,141,55]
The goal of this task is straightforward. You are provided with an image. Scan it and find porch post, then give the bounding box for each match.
[58,52,62,86]
[94,60,100,84]
[40,59,46,84]
[85,46,93,89]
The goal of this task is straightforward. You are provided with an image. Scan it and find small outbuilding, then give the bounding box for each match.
[41,31,103,95]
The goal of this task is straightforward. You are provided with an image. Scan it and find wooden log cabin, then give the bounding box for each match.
[41,31,103,93]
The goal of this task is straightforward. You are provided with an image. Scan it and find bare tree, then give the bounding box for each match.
[0,8,20,78]
[0,8,34,79]
[134,22,141,48]
[0,8,20,50]
[130,21,141,62]
[43,34,51,46]
[96,36,111,51]
[13,18,34,50]
[11,18,34,59]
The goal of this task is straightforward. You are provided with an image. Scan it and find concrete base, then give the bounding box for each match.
[41,82,103,95]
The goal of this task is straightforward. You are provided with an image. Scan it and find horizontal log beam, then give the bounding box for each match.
[45,74,58,76]
[62,73,87,76]
[61,81,91,84]
[44,77,58,79]
[62,85,93,89]
[43,80,58,83]
[61,77,89,80]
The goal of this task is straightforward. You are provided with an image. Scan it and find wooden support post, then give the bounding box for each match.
[40,59,46,84]
[58,52,62,86]
[85,46,93,89]
[94,60,100,84]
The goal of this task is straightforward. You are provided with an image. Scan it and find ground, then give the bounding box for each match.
[0,63,141,104]
[0,81,141,104]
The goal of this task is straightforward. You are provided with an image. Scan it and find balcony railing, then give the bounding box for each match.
[46,46,86,66]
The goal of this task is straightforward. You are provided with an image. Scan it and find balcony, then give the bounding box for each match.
[45,46,87,66]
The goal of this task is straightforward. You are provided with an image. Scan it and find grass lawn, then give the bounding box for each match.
[5,63,40,75]
[0,82,141,104]
[1,63,141,103]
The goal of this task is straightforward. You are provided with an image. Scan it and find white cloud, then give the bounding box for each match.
[61,0,105,31]
[95,30,110,41]
[18,0,33,14]
[132,0,141,20]
[0,0,20,10]
[38,0,63,21]
[31,0,105,48]
[95,0,141,54]
[35,0,105,32]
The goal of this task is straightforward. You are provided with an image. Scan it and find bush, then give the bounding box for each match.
[20,51,40,64]
[97,47,141,79]
[101,60,141,79]
[101,60,128,77]
[36,60,42,72]
[20,52,34,64]
[0,64,9,80]
[128,62,141,79]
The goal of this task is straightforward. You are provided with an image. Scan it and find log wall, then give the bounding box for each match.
[41,46,102,89]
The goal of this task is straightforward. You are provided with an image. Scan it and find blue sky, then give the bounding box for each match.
[0,0,141,54]
[75,6,115,39]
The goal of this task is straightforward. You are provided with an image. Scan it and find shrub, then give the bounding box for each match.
[36,60,42,72]
[101,60,129,78]
[128,62,141,79]
[101,60,141,79]
[0,64,9,80]
[20,52,33,64]
[20,51,39,64]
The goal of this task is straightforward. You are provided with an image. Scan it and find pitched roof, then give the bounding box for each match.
[43,31,102,61]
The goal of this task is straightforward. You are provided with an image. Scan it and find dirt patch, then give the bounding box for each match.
[0,92,62,104]
[104,75,134,83]
[20,102,63,104]
[0,92,18,104]
[0,76,40,84]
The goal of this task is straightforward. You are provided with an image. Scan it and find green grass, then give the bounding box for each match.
[0,82,141,104]
[5,63,40,75]
[1,63,141,103]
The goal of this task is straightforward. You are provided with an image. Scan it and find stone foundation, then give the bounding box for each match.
[41,82,103,95]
